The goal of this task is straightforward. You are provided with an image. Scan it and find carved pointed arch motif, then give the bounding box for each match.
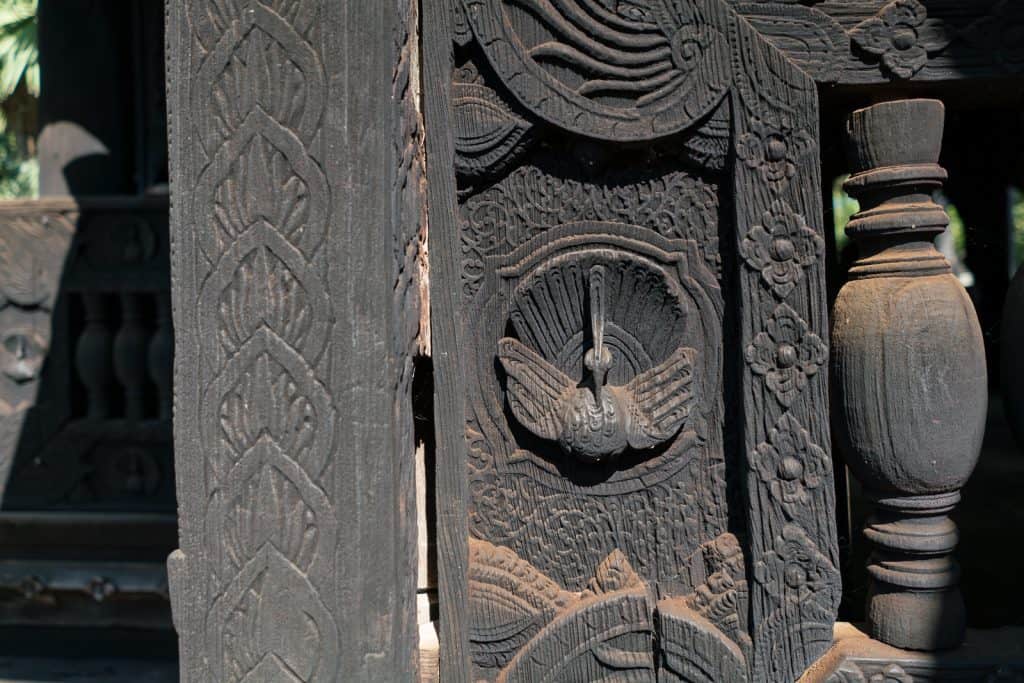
[427,0,839,681]
[168,0,433,680]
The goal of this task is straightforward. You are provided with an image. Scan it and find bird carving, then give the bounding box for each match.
[498,264,697,464]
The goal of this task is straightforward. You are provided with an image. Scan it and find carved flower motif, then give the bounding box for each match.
[850,0,951,79]
[751,413,830,518]
[870,664,913,683]
[735,118,813,184]
[754,524,837,607]
[746,304,826,407]
[740,200,824,299]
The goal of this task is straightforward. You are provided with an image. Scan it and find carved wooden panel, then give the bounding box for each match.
[0,203,73,499]
[423,1,840,681]
[167,1,420,681]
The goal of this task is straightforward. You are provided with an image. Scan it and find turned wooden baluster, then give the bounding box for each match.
[147,292,173,422]
[832,99,987,651]
[76,292,115,419]
[114,292,148,421]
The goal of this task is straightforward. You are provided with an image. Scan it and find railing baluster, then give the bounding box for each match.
[114,292,148,421]
[832,99,987,650]
[76,293,115,419]
[147,292,173,422]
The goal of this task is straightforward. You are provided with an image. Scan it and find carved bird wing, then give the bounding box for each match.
[497,337,576,442]
[624,345,697,450]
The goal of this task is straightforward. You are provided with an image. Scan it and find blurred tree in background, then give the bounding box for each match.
[835,179,1024,274]
[0,0,36,197]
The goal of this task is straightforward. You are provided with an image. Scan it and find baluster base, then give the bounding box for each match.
[864,492,966,651]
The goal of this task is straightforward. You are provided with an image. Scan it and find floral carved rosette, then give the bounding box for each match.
[754,523,838,609]
[850,0,951,79]
[746,303,826,407]
[736,117,814,185]
[740,200,824,299]
[751,413,831,519]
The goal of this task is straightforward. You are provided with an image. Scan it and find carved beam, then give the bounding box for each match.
[166,2,421,681]
[832,99,986,650]
[740,0,1024,86]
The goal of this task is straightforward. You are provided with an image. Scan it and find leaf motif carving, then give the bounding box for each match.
[182,1,338,681]
[218,246,314,356]
[211,547,338,683]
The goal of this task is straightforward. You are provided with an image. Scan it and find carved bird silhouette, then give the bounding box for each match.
[498,264,696,464]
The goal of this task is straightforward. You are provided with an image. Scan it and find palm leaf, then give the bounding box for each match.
[0,0,37,101]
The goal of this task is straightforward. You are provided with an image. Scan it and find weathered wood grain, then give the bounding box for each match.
[166,1,420,680]
[741,0,1024,85]
[425,1,841,681]
[833,99,987,651]
[421,0,472,680]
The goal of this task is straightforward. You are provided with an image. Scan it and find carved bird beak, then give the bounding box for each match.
[587,264,611,400]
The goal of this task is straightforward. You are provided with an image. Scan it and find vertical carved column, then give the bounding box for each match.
[166,1,421,680]
[114,292,148,421]
[832,99,986,650]
[76,293,115,419]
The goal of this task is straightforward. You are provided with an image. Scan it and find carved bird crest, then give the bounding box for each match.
[498,264,696,464]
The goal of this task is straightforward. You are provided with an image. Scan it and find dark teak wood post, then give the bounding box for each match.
[166,1,421,680]
[833,99,987,651]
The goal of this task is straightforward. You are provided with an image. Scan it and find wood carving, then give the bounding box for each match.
[423,1,840,681]
[849,0,950,79]
[498,261,697,463]
[832,100,986,651]
[167,1,420,680]
[0,208,74,502]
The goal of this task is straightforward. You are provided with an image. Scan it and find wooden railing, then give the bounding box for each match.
[0,196,175,638]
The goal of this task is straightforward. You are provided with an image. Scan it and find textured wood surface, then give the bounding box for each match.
[424,1,842,680]
[832,99,987,651]
[166,1,420,680]
[738,0,1023,85]
[422,1,472,680]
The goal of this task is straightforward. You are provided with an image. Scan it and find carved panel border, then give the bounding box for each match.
[424,1,840,682]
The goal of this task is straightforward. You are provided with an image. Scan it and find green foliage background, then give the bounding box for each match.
[0,0,36,198]
[835,179,1024,271]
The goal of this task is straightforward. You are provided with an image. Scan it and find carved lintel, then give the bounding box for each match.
[849,0,951,80]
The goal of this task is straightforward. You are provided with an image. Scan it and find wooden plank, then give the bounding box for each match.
[421,0,472,681]
[737,0,1024,85]
[166,1,420,680]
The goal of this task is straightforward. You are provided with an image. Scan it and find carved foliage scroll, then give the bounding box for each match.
[431,1,841,681]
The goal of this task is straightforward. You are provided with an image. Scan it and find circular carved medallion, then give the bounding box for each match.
[461,0,732,141]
